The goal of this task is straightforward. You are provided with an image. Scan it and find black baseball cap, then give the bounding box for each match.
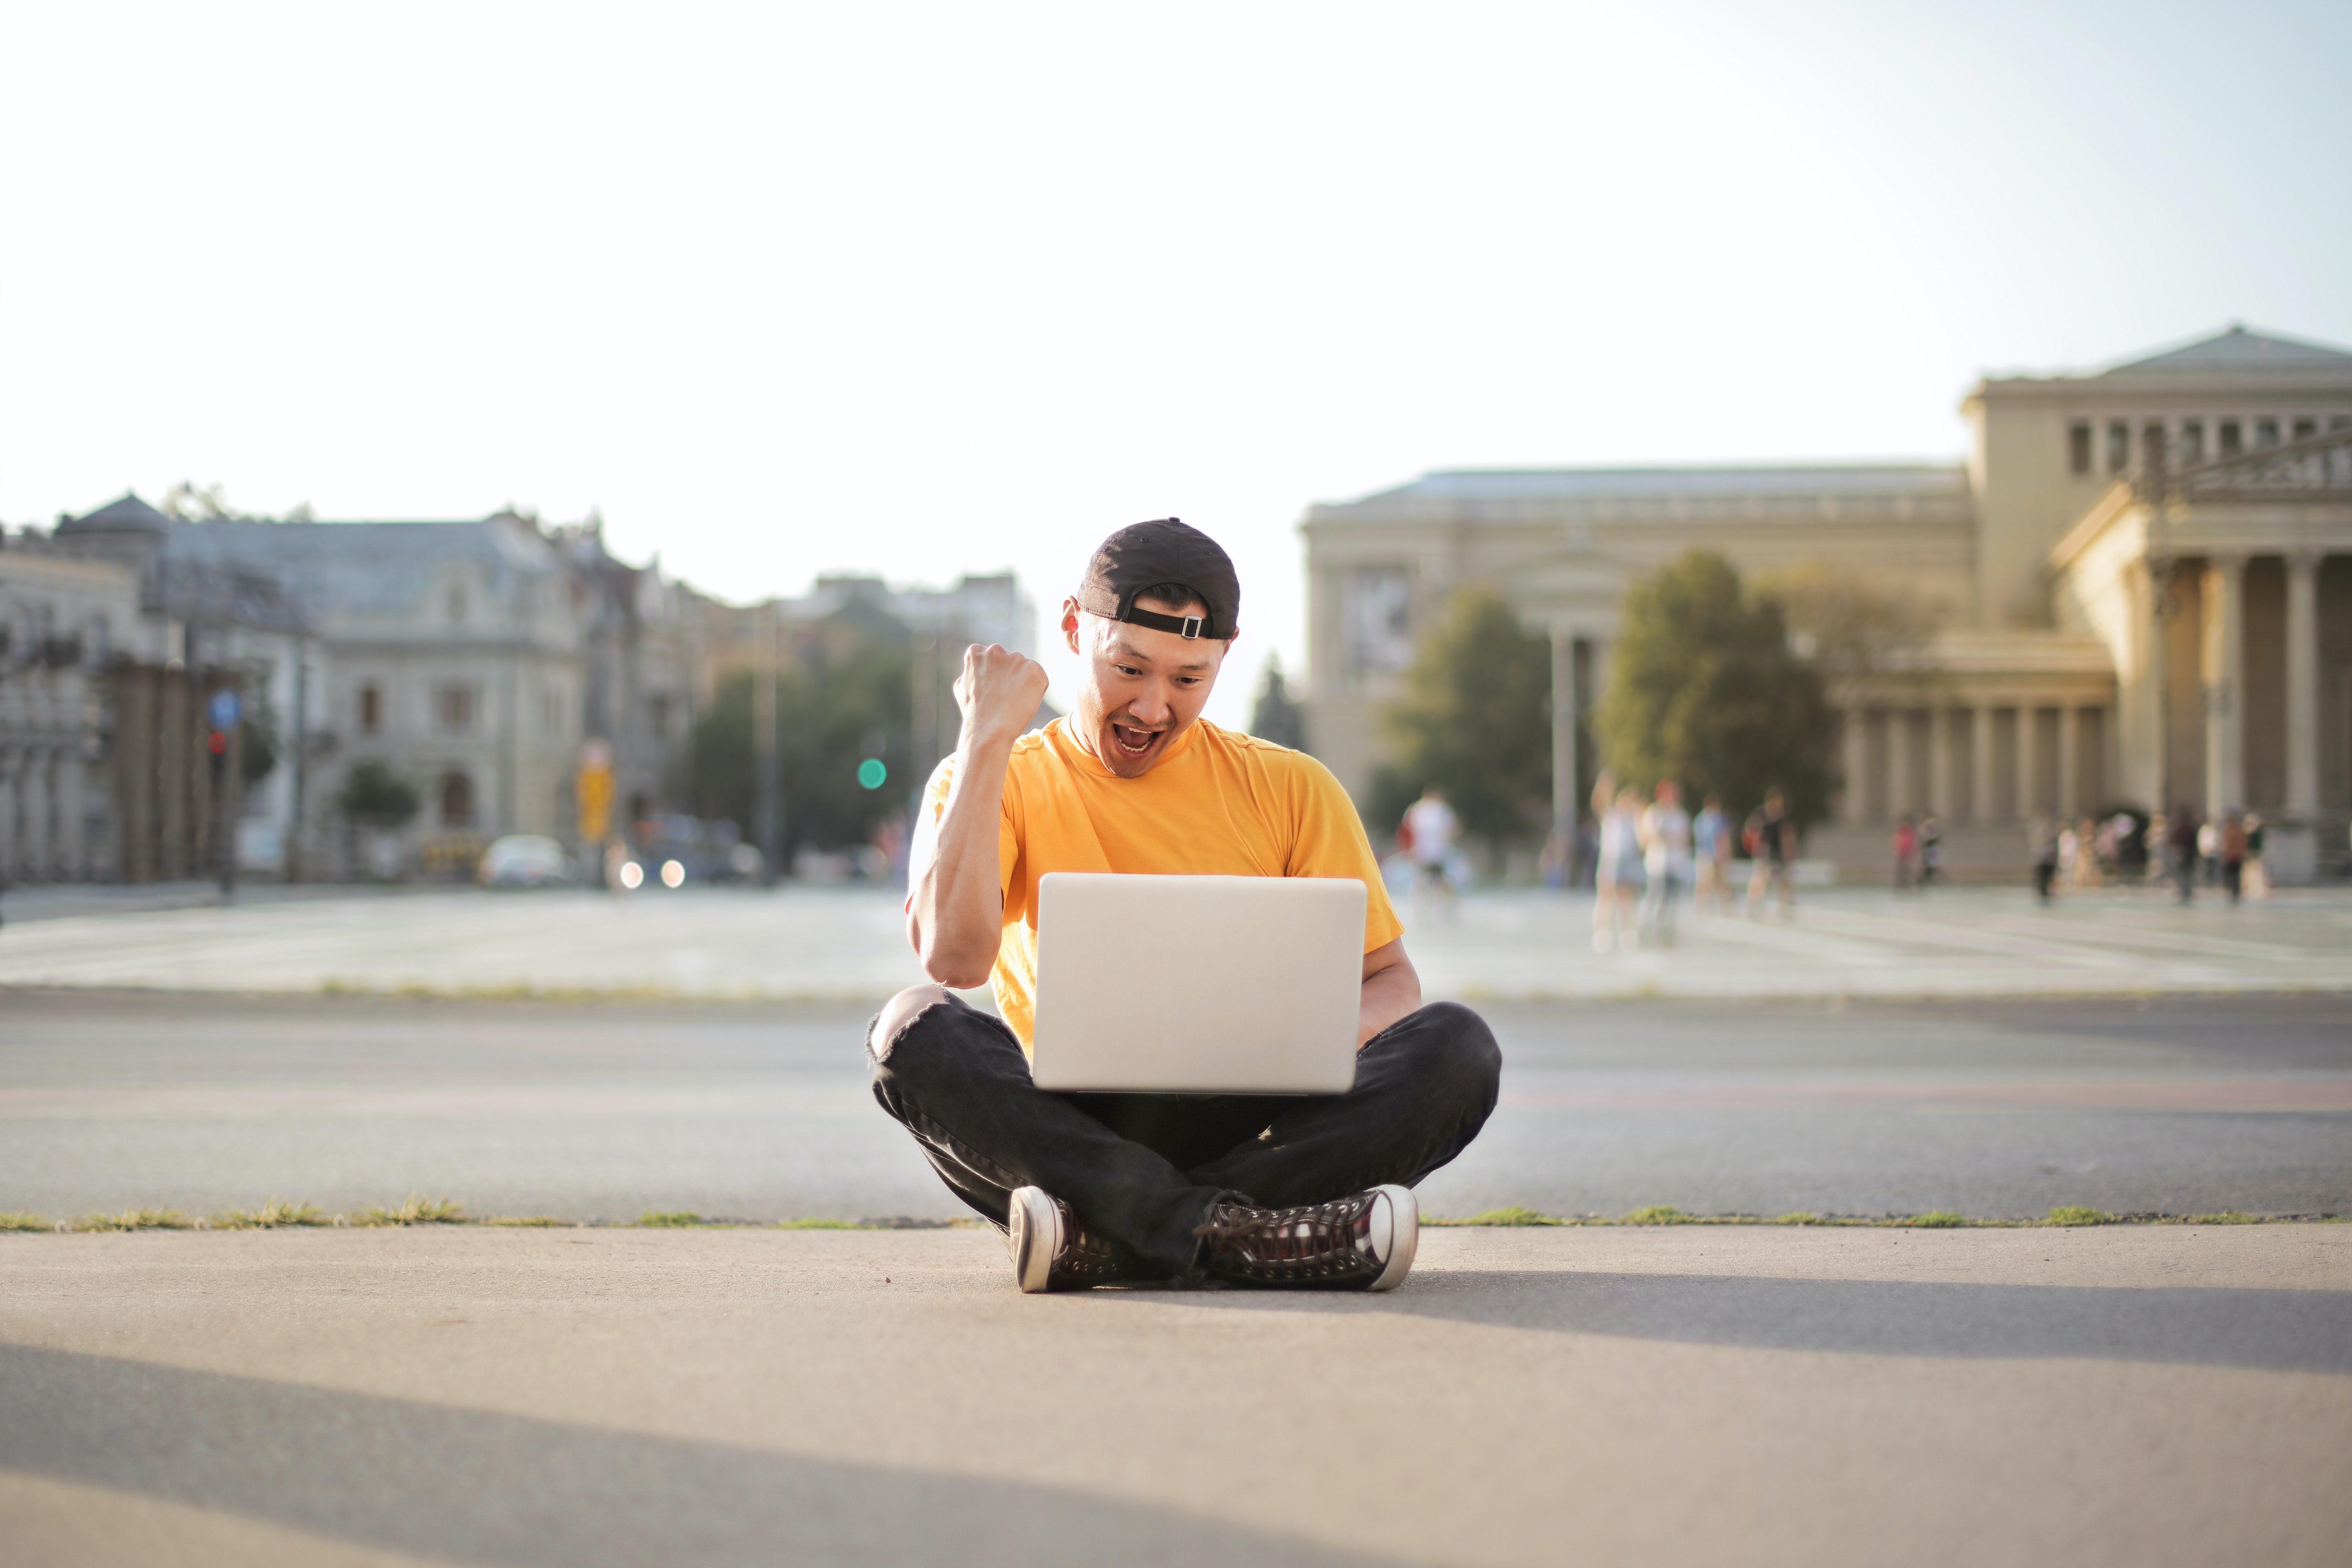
[1074,518,1240,642]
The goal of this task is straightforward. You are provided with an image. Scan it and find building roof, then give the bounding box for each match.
[159,516,563,619]
[64,492,172,532]
[2100,324,2352,376]
[1331,463,1969,510]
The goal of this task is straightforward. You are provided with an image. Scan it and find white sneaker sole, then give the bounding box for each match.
[1367,1185,1418,1292]
[1007,1186,1062,1294]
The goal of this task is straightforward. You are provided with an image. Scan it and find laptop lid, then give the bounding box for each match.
[1029,872,1367,1094]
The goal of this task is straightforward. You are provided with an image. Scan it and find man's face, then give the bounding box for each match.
[1060,594,1229,778]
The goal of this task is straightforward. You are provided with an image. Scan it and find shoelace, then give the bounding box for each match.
[1193,1195,1377,1276]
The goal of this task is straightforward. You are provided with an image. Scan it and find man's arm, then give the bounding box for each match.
[1358,937,1420,1045]
[906,643,1048,989]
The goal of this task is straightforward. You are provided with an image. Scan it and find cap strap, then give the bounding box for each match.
[1120,604,1210,640]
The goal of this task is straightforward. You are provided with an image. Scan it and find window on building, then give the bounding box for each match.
[2142,422,2167,474]
[359,683,382,735]
[2179,420,2204,466]
[2106,421,2129,474]
[2292,417,2317,441]
[648,692,672,738]
[447,584,468,624]
[1345,568,1414,674]
[2256,417,2280,448]
[543,688,563,735]
[435,682,477,735]
[2067,422,2092,475]
[2332,415,2352,431]
[439,771,475,829]
[2219,419,2242,457]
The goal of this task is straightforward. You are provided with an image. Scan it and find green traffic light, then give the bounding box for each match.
[857,758,887,790]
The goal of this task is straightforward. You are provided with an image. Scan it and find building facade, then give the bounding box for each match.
[20,497,706,880]
[1301,326,2352,880]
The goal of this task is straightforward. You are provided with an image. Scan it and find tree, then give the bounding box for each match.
[1595,551,1837,829]
[1752,563,1939,690]
[687,618,912,864]
[1373,587,1552,848]
[335,760,419,828]
[1249,656,1307,751]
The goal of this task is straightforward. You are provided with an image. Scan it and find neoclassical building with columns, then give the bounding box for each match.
[1299,326,2352,881]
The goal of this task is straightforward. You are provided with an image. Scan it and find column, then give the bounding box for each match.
[2016,702,2040,819]
[1841,707,1869,823]
[1971,705,1996,822]
[2203,553,2246,812]
[1886,708,1913,819]
[2145,558,2175,814]
[2057,706,2080,819]
[1928,706,1955,820]
[2285,549,2322,816]
[1550,627,1578,839]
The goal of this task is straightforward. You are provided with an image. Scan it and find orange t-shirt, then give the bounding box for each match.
[915,718,1404,1050]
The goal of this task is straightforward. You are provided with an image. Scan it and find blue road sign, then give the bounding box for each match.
[209,690,242,730]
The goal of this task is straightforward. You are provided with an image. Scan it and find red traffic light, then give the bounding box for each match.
[207,730,228,756]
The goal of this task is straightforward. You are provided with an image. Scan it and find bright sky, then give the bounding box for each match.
[4,0,2345,727]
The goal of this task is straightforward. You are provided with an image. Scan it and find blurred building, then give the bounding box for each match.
[22,498,704,880]
[0,548,141,883]
[1302,325,2352,881]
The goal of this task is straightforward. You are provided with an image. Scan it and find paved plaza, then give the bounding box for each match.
[1,882,2349,1001]
[4,887,2348,1566]
[2,988,2347,1224]
[4,1225,2348,1568]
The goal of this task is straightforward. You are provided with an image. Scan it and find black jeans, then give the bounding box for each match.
[868,990,1502,1276]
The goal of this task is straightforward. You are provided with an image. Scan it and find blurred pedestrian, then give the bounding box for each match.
[2219,812,2248,905]
[2070,817,2103,890]
[1744,788,1796,920]
[2197,818,2220,886]
[1638,780,1694,947]
[2028,807,2059,905]
[2166,807,2200,905]
[1918,814,1944,890]
[1892,815,1918,893]
[1404,785,1461,921]
[1692,792,1733,914]
[2243,812,2268,899]
[1594,784,1646,952]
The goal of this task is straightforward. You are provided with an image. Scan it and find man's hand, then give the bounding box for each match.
[955,644,1049,751]
[907,644,1047,990]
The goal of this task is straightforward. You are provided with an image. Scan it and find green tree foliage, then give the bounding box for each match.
[1596,551,1837,828]
[1249,655,1307,751]
[335,759,419,828]
[1374,587,1553,847]
[688,627,911,862]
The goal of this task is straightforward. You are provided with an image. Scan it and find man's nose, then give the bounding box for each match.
[1127,682,1174,725]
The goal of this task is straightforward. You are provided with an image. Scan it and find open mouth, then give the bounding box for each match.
[1110,721,1162,759]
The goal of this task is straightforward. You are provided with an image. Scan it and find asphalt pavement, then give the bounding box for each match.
[4,1225,2346,1568]
[3,988,2345,1222]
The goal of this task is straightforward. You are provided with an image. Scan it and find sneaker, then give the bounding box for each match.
[1192,1185,1417,1291]
[1006,1186,1143,1293]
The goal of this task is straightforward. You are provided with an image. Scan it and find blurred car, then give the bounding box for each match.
[478,834,577,888]
[632,814,761,886]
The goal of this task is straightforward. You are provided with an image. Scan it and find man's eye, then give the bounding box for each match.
[1114,664,1141,677]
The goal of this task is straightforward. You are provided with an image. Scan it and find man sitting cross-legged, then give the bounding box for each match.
[867,517,1501,1292]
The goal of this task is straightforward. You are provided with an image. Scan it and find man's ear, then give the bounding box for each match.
[1060,597,1083,655]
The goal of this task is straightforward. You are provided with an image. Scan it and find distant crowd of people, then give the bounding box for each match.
[1881,804,2270,906]
[1583,772,1796,950]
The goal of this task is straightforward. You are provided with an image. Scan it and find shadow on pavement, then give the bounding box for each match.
[1096,1272,2352,1374]
[0,1343,1422,1568]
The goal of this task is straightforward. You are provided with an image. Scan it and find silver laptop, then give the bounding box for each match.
[1029,872,1367,1094]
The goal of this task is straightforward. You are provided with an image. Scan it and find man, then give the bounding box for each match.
[1691,792,1731,914]
[1636,779,1693,946]
[1744,788,1796,919]
[867,519,1501,1293]
[1403,784,1461,917]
